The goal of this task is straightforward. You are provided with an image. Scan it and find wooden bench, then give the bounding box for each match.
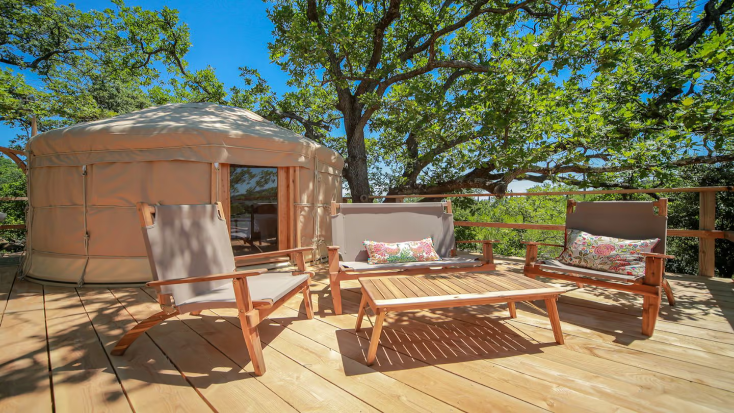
[356,270,567,365]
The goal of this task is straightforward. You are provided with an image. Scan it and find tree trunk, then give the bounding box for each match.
[342,103,371,202]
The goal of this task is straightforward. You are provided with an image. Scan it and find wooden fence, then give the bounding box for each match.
[367,186,733,278]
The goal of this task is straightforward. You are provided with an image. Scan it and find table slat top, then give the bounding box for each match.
[360,271,566,307]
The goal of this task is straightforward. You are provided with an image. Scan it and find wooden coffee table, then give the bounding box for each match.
[356,270,567,365]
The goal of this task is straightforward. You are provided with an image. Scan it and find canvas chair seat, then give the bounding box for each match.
[176,272,310,314]
[341,256,482,272]
[538,260,642,283]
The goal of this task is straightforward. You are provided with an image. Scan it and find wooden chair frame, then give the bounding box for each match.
[111,202,314,376]
[524,199,675,337]
[327,200,498,315]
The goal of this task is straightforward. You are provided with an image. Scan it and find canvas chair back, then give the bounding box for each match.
[141,204,236,304]
[566,201,667,254]
[331,202,456,262]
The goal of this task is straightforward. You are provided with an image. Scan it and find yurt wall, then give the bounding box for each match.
[25,159,341,286]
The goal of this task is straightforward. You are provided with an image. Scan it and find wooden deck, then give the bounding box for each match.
[1,256,733,412]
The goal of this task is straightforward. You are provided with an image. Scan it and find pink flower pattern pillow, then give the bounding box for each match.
[364,238,441,264]
[558,229,659,277]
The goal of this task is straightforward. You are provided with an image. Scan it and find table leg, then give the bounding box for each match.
[366,309,387,365]
[508,302,517,318]
[355,291,368,332]
[545,297,564,344]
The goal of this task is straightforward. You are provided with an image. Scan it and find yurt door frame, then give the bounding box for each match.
[218,163,297,255]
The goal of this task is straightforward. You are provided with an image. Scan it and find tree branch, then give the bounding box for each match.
[356,0,402,96]
[398,0,550,63]
[674,0,734,52]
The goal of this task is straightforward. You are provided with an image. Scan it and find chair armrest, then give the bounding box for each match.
[455,240,501,244]
[641,252,675,259]
[327,246,340,275]
[521,241,564,248]
[147,269,267,287]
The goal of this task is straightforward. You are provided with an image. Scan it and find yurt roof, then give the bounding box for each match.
[28,103,344,172]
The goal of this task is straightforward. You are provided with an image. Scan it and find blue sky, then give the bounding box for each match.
[0,0,293,147]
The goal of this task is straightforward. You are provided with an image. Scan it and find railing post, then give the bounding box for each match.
[699,192,716,277]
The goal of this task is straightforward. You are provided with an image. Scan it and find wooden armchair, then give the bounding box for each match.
[524,199,675,336]
[111,202,314,376]
[328,201,497,314]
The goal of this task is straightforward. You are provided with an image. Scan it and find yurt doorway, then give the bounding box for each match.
[224,165,280,256]
[220,164,300,259]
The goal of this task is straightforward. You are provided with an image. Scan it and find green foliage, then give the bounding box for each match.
[453,184,570,258]
[666,164,734,278]
[0,158,26,243]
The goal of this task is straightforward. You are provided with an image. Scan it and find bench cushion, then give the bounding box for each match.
[341,256,482,272]
[539,260,642,283]
[558,229,658,278]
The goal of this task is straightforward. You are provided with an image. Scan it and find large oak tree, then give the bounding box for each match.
[267,0,734,200]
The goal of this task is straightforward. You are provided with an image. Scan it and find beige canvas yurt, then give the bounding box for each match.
[22,103,344,286]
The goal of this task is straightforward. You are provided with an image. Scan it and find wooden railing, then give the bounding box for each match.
[365,186,733,278]
[3,188,733,276]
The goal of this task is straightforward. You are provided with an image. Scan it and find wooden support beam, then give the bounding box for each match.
[0,224,26,230]
[699,192,716,277]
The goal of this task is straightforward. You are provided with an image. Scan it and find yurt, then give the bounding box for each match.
[21,103,344,286]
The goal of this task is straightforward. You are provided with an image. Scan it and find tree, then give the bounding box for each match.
[267,0,734,200]
[0,0,226,144]
[666,164,734,278]
[0,158,26,243]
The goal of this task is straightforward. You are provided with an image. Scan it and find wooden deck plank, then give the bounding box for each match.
[165,310,382,413]
[335,281,734,412]
[557,289,734,325]
[43,287,131,413]
[431,294,734,392]
[422,302,734,410]
[313,276,734,411]
[109,288,296,413]
[269,304,545,412]
[76,289,212,413]
[207,308,460,413]
[0,266,16,324]
[3,258,734,413]
[0,280,53,413]
[280,283,643,412]
[495,301,734,371]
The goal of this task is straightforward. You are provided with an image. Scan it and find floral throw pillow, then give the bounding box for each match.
[558,229,659,278]
[364,238,441,264]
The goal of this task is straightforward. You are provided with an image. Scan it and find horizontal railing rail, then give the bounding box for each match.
[454,221,734,241]
[362,186,733,200]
